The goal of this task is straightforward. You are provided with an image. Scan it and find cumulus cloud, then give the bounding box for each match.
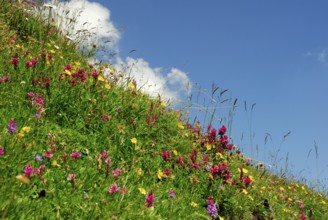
[115,57,191,100]
[44,0,192,100]
[44,0,120,50]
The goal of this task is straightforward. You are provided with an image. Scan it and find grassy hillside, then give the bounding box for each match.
[0,1,327,219]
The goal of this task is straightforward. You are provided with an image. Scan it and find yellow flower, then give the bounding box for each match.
[49,49,55,54]
[322,200,327,205]
[52,160,61,167]
[242,189,248,194]
[16,174,30,184]
[177,122,184,129]
[161,101,166,107]
[216,152,224,159]
[131,138,137,144]
[98,76,105,81]
[138,188,146,195]
[21,127,31,133]
[190,202,198,207]
[173,150,178,156]
[105,83,111,89]
[64,69,72,76]
[128,82,135,89]
[248,195,254,201]
[157,169,164,180]
[218,216,225,220]
[16,44,21,48]
[206,143,213,151]
[136,168,142,176]
[17,132,24,138]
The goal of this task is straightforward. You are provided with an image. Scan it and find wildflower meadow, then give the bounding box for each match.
[0,1,327,219]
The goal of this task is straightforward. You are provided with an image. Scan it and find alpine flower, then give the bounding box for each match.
[0,148,4,155]
[108,183,119,194]
[7,118,17,134]
[144,191,156,207]
[24,164,34,177]
[70,151,81,160]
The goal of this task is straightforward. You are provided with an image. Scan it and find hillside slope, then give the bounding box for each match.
[0,1,327,219]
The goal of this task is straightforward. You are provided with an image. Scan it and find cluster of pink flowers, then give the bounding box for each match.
[108,183,127,195]
[0,148,4,155]
[24,164,46,178]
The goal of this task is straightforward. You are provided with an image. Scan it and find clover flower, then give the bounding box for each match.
[108,183,119,194]
[0,148,4,155]
[70,151,81,160]
[207,197,217,218]
[169,189,175,198]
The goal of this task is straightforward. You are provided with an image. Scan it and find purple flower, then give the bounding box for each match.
[24,164,34,177]
[206,197,217,218]
[169,189,175,198]
[70,151,81,160]
[7,118,17,134]
[35,154,43,162]
[144,191,156,207]
[0,148,4,155]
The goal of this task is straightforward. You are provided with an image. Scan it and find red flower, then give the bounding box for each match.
[218,125,227,136]
[160,150,171,161]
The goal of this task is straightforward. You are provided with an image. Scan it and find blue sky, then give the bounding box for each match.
[55,0,328,190]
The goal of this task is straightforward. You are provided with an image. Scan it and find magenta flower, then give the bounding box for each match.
[160,150,171,161]
[35,96,45,105]
[70,151,81,160]
[144,191,156,207]
[218,125,227,136]
[67,173,76,181]
[10,35,16,42]
[0,148,4,155]
[299,213,307,220]
[242,176,252,187]
[108,183,119,194]
[11,57,19,65]
[24,164,34,177]
[7,118,17,134]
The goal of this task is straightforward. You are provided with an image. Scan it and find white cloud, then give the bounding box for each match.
[43,0,192,100]
[44,0,120,50]
[115,57,192,101]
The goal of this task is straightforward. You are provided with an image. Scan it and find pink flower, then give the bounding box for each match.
[27,92,34,98]
[112,169,122,178]
[0,148,4,155]
[44,149,53,159]
[299,213,307,220]
[70,151,81,160]
[10,35,16,42]
[108,183,119,194]
[144,191,156,207]
[67,173,76,181]
[24,164,34,177]
[34,165,46,174]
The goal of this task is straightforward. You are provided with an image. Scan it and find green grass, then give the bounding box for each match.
[0,1,327,219]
